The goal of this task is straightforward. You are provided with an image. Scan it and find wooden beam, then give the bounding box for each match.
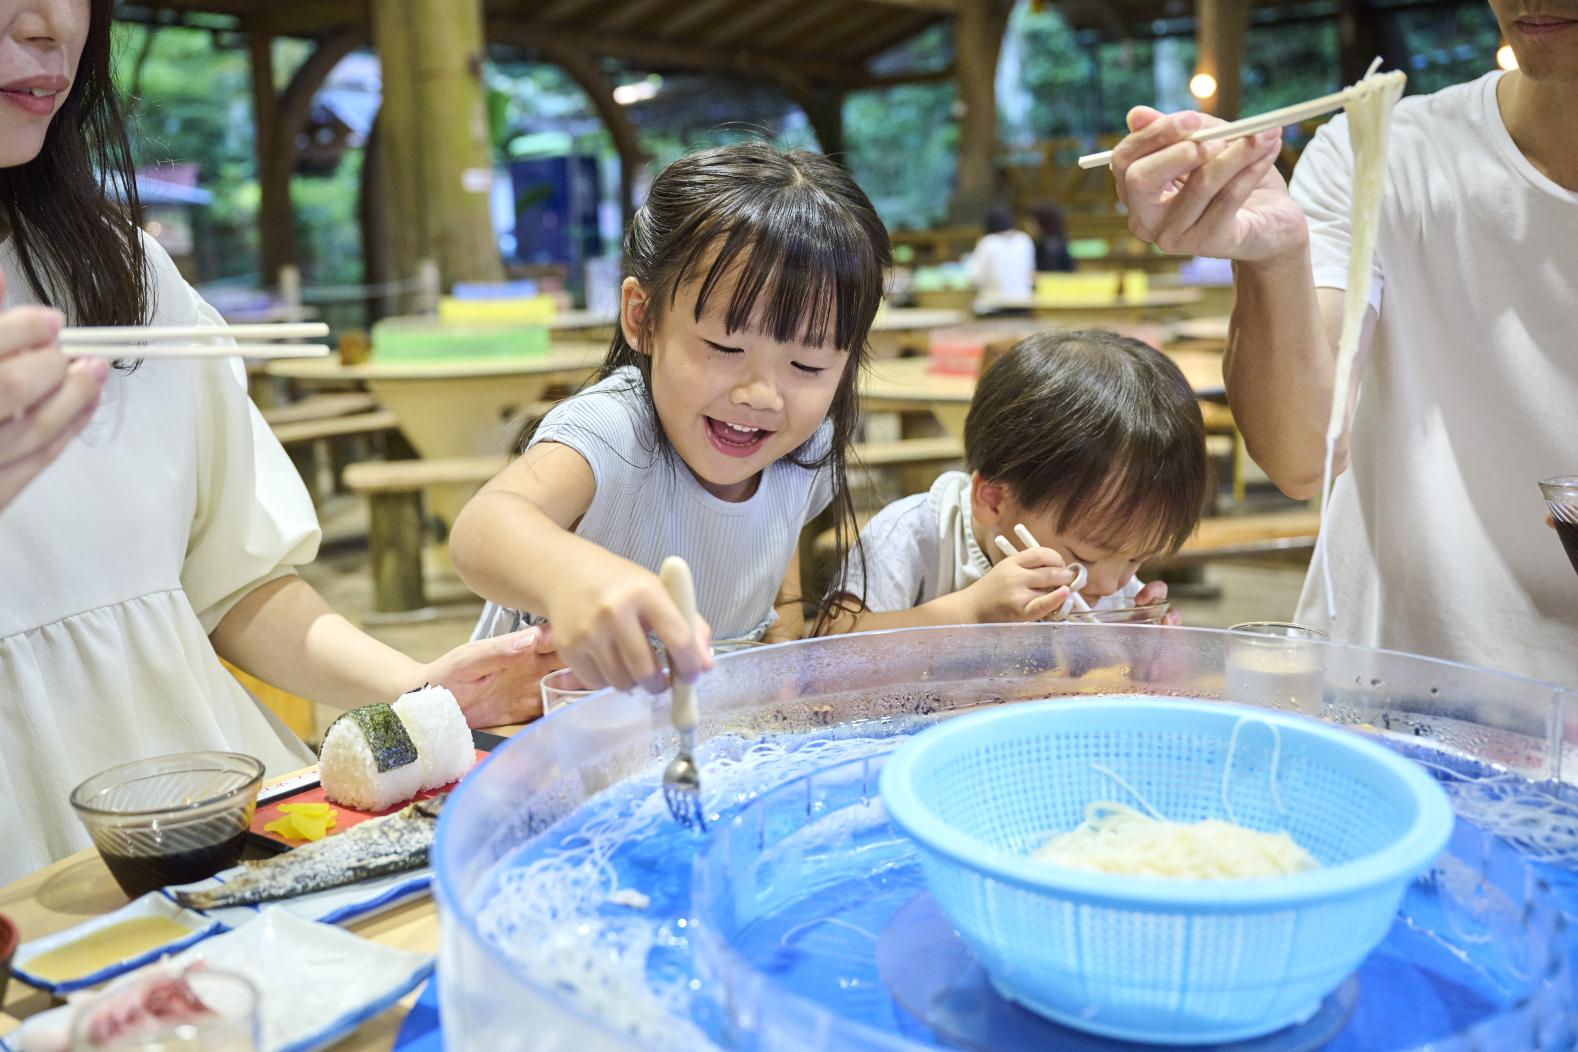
[494,28,649,226]
[757,0,860,50]
[776,74,846,158]
[1195,0,1250,118]
[597,0,683,35]
[780,3,903,56]
[675,0,766,43]
[371,0,502,294]
[846,64,955,90]
[246,26,295,283]
[950,0,1010,222]
[492,21,854,84]
[860,0,958,11]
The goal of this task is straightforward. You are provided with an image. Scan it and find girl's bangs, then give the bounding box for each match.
[680,208,883,353]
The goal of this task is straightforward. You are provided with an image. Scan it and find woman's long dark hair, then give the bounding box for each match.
[598,143,890,634]
[0,0,149,327]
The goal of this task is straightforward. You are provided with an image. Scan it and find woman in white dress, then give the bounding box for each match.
[0,0,554,882]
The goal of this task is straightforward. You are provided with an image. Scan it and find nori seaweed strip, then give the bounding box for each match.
[325,703,419,772]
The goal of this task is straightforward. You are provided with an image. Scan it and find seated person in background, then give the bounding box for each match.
[823,329,1205,631]
[965,206,1036,301]
[1031,203,1076,273]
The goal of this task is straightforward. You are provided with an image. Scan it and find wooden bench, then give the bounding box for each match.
[260,392,378,428]
[273,410,404,504]
[342,438,970,614]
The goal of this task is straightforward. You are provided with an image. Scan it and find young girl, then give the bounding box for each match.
[827,329,1207,630]
[451,143,890,694]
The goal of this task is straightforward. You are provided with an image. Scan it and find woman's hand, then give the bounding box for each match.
[958,546,1076,623]
[0,281,108,511]
[543,548,712,693]
[418,625,564,729]
[1135,579,1183,626]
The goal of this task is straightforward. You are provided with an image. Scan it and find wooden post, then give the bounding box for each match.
[369,491,429,613]
[951,1,1010,224]
[248,26,297,285]
[1195,0,1250,119]
[1338,0,1406,84]
[371,0,503,302]
[777,74,846,160]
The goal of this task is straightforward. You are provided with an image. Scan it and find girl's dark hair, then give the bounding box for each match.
[1030,203,1066,242]
[600,142,890,633]
[964,329,1207,557]
[0,0,149,328]
[983,206,1015,235]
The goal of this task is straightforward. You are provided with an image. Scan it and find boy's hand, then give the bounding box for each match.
[1135,579,1183,626]
[962,546,1077,623]
[545,549,713,693]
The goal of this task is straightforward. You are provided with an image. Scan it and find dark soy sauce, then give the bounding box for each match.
[99,830,249,899]
[1556,520,1578,576]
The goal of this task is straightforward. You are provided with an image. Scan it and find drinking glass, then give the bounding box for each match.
[1225,621,1328,713]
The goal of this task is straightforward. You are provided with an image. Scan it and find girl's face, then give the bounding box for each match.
[0,0,88,168]
[972,476,1159,600]
[622,274,846,503]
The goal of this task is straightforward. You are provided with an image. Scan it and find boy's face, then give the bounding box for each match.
[970,475,1159,601]
[621,273,845,503]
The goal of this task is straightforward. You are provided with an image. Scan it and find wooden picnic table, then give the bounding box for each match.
[977,287,1204,323]
[861,349,1226,438]
[868,307,966,359]
[267,343,604,524]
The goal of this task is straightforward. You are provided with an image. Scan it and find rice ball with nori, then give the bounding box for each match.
[392,686,475,790]
[319,702,425,811]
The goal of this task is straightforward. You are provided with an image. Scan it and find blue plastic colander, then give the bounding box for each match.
[878,697,1455,1045]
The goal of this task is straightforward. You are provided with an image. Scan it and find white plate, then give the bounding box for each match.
[4,909,433,1052]
[10,894,220,995]
[10,868,429,997]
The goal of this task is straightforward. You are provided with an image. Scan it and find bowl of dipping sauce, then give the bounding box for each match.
[69,752,265,900]
[0,911,17,1003]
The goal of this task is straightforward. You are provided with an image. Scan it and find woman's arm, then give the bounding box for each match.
[210,575,562,727]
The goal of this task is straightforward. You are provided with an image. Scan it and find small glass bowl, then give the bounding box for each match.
[69,752,264,900]
[1062,600,1171,625]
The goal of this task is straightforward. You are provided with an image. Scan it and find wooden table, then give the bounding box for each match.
[977,288,1204,323]
[861,350,1226,438]
[868,307,966,359]
[267,344,604,525]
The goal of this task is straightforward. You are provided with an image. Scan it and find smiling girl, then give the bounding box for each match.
[452,143,889,694]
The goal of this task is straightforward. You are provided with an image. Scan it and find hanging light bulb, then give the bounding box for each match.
[1496,42,1518,70]
[1189,72,1218,99]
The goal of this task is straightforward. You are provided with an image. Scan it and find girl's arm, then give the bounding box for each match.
[210,576,560,728]
[818,548,1075,635]
[450,442,710,693]
[764,546,806,643]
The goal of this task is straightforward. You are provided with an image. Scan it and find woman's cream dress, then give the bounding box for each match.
[0,235,320,883]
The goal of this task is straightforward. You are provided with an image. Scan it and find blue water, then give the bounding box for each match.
[469,730,1578,1051]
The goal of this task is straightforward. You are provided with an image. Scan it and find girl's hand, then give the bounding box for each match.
[961,546,1076,623]
[419,626,564,728]
[1135,579,1183,626]
[0,288,108,512]
[545,551,713,693]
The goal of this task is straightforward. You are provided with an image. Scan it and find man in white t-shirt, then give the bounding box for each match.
[1106,5,1578,688]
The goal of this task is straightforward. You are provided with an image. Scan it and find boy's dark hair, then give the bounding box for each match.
[597,142,890,632]
[964,329,1207,557]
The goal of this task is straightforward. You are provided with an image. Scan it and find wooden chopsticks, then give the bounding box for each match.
[58,322,332,360]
